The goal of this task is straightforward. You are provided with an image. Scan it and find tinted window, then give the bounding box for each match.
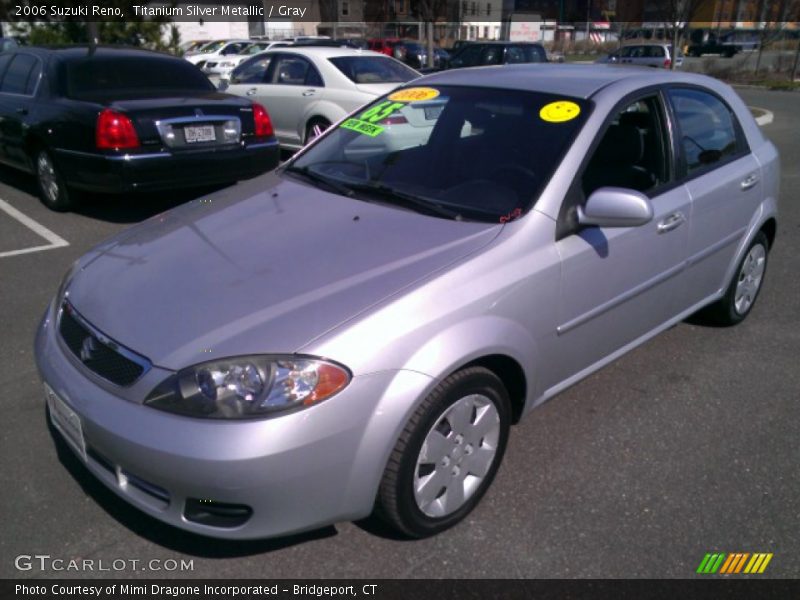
[0,54,12,82]
[507,45,546,64]
[230,55,272,84]
[329,56,418,84]
[272,56,311,85]
[1,54,37,95]
[64,56,213,98]
[669,88,740,172]
[583,96,669,196]
[452,44,482,67]
[222,42,249,55]
[290,87,589,223]
[480,46,503,65]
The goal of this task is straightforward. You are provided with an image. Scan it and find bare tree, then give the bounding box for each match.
[752,0,800,76]
[649,0,706,70]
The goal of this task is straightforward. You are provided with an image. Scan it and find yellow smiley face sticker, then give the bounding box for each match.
[388,87,441,102]
[539,101,581,123]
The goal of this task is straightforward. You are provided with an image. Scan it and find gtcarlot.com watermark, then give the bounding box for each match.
[14,554,194,572]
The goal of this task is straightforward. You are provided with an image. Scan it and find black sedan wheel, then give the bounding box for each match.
[377,367,510,538]
[35,150,74,212]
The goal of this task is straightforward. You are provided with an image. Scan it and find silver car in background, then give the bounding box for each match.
[35,65,778,540]
[222,47,420,149]
[597,43,684,69]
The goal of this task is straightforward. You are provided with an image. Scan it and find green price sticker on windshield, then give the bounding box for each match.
[340,118,385,137]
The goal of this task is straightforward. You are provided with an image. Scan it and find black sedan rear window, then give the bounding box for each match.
[328,56,418,84]
[63,56,214,99]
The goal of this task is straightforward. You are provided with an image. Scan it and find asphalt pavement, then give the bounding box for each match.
[0,88,798,580]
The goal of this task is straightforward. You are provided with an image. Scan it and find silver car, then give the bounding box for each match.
[35,65,778,540]
[597,43,684,69]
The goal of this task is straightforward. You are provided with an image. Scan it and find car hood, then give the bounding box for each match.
[67,173,501,371]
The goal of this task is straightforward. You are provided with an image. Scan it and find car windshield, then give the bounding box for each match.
[241,43,268,55]
[287,85,589,223]
[63,57,214,99]
[200,41,226,53]
[328,56,419,84]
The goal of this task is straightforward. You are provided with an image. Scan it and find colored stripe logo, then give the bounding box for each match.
[697,553,773,574]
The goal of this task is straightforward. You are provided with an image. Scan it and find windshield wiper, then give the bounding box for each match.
[346,182,462,220]
[284,165,354,198]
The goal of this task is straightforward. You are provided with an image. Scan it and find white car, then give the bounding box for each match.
[222,47,420,150]
[184,40,251,69]
[202,41,291,86]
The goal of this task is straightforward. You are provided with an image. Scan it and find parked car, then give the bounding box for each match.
[0,46,280,210]
[687,34,739,57]
[184,40,251,68]
[1,37,21,52]
[36,64,777,539]
[222,47,419,150]
[202,41,291,86]
[178,39,210,57]
[367,38,403,57]
[596,43,684,68]
[446,41,547,69]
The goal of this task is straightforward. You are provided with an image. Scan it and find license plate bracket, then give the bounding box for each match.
[45,384,86,461]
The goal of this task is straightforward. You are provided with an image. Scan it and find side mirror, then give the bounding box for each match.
[577,187,653,228]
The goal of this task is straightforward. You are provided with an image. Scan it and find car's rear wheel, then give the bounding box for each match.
[376,367,510,538]
[35,149,74,212]
[701,231,769,325]
[305,118,330,145]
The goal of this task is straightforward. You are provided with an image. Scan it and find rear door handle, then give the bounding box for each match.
[302,89,316,97]
[245,88,257,96]
[657,212,686,234]
[16,107,28,116]
[741,173,759,190]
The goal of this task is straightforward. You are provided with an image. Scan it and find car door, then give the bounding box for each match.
[251,53,325,147]
[0,52,42,170]
[666,87,763,309]
[551,92,693,385]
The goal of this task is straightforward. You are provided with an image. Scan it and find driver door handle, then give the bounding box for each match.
[657,212,686,234]
[245,88,257,96]
[741,173,759,190]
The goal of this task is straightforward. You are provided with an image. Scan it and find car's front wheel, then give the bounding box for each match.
[35,149,74,211]
[376,367,511,538]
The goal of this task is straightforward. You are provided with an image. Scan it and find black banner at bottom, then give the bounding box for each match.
[4,579,800,600]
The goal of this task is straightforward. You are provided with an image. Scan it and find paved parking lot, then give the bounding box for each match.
[0,88,798,580]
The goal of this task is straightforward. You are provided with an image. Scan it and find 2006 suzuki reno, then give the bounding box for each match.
[36,65,779,539]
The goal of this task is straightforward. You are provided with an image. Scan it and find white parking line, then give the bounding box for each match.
[0,198,69,258]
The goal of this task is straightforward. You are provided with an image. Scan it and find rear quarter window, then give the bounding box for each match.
[63,55,214,99]
[669,88,743,173]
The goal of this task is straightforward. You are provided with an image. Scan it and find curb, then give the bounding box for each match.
[750,107,774,126]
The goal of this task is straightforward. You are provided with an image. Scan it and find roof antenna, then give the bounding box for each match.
[87,21,99,54]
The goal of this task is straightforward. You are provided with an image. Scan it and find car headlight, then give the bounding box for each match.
[219,61,236,68]
[145,356,350,419]
[56,260,81,302]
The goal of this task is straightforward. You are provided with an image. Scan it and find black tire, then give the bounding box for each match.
[34,149,75,211]
[305,118,331,145]
[699,231,769,326]
[376,366,511,538]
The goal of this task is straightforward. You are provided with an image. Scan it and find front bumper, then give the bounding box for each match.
[54,140,280,194]
[34,300,432,539]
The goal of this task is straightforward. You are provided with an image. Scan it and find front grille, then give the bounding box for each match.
[58,302,148,386]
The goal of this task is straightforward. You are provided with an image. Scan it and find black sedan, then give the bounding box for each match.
[0,46,280,211]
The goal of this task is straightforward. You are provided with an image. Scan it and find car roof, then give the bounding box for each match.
[14,45,177,61]
[418,64,714,99]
